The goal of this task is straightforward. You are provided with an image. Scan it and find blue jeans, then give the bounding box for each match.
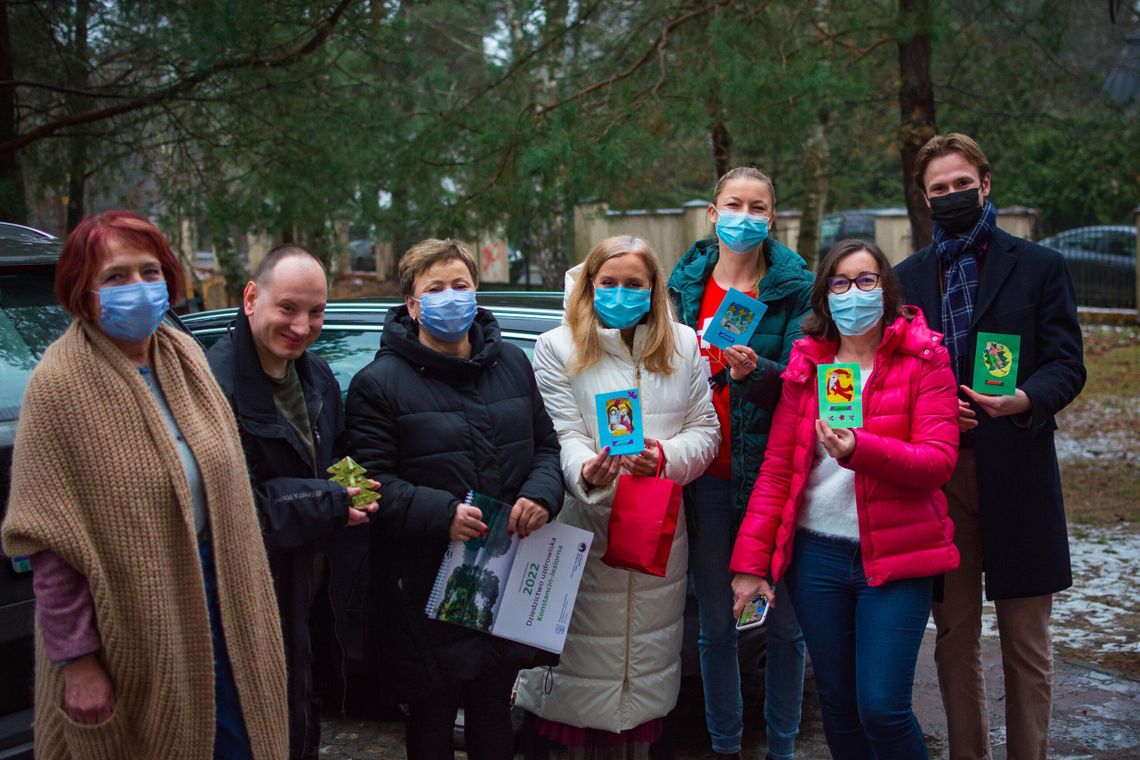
[200,540,254,760]
[689,475,806,758]
[784,531,931,760]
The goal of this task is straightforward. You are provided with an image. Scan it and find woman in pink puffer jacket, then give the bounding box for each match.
[731,239,959,760]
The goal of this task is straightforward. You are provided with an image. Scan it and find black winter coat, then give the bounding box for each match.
[343,306,563,699]
[206,310,351,756]
[895,227,1086,599]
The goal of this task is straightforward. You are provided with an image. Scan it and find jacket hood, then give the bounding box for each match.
[563,262,584,315]
[667,237,813,325]
[785,307,944,381]
[379,304,504,379]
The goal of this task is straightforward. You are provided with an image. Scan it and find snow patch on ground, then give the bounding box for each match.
[924,524,1139,662]
[1051,524,1140,659]
[1055,429,1137,463]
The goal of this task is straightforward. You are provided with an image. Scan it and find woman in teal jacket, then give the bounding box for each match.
[667,167,813,760]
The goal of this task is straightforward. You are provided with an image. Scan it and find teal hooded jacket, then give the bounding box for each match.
[667,237,814,512]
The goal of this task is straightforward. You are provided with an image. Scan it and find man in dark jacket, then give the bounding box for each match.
[207,245,377,759]
[895,133,1086,760]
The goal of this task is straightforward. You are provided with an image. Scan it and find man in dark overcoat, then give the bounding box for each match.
[895,132,1086,760]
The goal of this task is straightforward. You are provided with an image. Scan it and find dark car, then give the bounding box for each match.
[0,223,66,759]
[818,209,879,261]
[182,292,767,708]
[1038,225,1136,309]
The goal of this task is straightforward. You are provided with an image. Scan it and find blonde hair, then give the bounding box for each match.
[565,235,678,376]
[713,166,776,207]
[398,238,479,297]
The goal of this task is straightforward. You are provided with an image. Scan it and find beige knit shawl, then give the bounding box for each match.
[2,322,287,760]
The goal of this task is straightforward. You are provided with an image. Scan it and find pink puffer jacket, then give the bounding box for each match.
[730,309,961,587]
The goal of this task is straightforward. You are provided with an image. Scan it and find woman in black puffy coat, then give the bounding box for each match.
[343,239,563,760]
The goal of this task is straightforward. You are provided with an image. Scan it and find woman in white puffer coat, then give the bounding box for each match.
[516,235,720,751]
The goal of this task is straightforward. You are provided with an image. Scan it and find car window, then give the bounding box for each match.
[306,329,538,397]
[820,216,840,242]
[1103,231,1136,258]
[312,330,383,393]
[188,320,541,402]
[845,214,876,239]
[1073,232,1102,254]
[0,272,71,423]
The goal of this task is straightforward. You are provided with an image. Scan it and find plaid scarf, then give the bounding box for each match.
[934,200,997,379]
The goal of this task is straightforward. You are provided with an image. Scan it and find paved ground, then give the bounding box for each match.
[318,628,1140,758]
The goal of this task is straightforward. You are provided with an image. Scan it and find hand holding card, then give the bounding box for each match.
[596,389,645,456]
[817,363,863,429]
[703,288,767,351]
[971,332,1020,396]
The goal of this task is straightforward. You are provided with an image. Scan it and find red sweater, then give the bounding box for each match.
[730,309,961,587]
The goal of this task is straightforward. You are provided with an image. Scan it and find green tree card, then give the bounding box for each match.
[818,363,863,429]
[972,332,1020,396]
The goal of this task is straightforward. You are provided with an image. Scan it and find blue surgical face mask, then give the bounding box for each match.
[715,209,769,254]
[594,286,651,329]
[96,280,169,342]
[827,287,884,337]
[415,288,478,342]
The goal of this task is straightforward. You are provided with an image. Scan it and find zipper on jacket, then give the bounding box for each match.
[623,572,634,693]
[309,395,325,477]
[853,360,884,586]
[622,348,642,694]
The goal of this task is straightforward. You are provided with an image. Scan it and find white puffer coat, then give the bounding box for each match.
[515,287,719,732]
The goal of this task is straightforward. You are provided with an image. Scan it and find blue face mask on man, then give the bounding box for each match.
[827,287,884,337]
[96,280,169,342]
[416,288,478,342]
[715,209,769,254]
[594,286,651,329]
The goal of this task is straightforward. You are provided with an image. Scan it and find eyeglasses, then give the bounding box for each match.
[826,272,881,294]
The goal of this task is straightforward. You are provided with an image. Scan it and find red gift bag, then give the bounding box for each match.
[601,451,682,577]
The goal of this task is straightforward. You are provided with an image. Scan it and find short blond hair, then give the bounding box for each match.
[565,235,678,376]
[398,238,479,297]
[914,133,991,193]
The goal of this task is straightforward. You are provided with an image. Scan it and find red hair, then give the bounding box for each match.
[55,211,184,322]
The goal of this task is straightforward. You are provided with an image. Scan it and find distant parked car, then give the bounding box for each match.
[1038,225,1136,309]
[818,209,903,263]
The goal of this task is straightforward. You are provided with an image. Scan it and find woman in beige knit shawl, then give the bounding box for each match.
[1,211,287,760]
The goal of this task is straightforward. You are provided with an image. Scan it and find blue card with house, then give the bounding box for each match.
[596,389,645,456]
[703,288,767,350]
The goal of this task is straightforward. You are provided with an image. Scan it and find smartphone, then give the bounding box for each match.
[736,593,769,630]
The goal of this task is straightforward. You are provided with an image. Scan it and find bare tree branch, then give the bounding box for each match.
[0,0,356,157]
[534,0,728,118]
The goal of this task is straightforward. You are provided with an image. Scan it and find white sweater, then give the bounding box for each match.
[796,366,873,540]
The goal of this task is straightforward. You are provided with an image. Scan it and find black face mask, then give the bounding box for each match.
[929,188,983,235]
